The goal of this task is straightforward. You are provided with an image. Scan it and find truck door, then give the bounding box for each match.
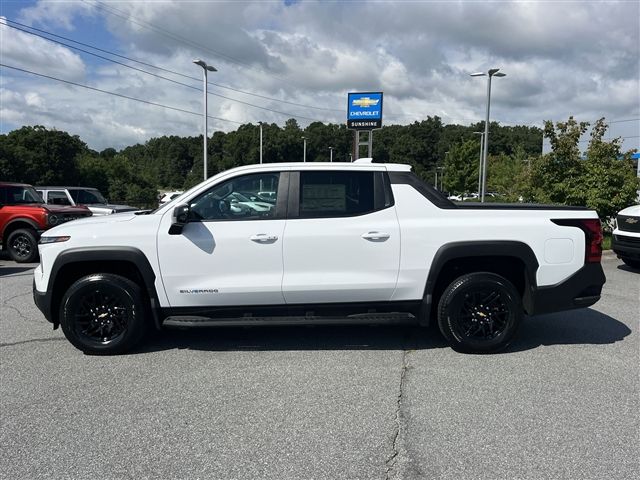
[157,171,287,307]
[281,170,401,304]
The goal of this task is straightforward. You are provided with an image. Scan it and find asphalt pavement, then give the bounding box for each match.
[0,253,638,480]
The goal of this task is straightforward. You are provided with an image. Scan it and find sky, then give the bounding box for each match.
[0,0,638,152]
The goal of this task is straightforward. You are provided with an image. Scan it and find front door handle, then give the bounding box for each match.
[361,231,390,241]
[250,233,278,243]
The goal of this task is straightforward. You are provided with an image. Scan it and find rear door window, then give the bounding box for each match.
[298,171,375,218]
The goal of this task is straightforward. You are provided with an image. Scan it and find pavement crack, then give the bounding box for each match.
[1,304,31,323]
[0,337,66,348]
[385,346,410,479]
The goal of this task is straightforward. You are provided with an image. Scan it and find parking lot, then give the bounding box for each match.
[0,253,638,480]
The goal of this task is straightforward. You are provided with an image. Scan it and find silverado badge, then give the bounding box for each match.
[625,218,639,224]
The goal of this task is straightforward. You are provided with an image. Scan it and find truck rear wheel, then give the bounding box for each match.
[437,272,523,353]
[59,274,147,355]
[7,228,39,263]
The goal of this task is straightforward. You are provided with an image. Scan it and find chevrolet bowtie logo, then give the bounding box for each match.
[626,218,639,224]
[352,97,379,108]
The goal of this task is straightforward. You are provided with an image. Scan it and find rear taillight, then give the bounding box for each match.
[552,218,603,263]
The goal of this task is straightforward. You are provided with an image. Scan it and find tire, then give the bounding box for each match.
[437,272,523,353]
[621,258,640,270]
[6,228,39,263]
[59,274,147,355]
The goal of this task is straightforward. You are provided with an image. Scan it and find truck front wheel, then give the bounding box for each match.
[59,274,147,355]
[7,228,39,263]
[437,272,523,353]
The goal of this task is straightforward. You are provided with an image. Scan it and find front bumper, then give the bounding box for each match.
[33,280,54,325]
[612,233,640,260]
[529,263,606,315]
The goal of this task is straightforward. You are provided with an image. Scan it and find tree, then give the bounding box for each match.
[582,118,639,223]
[528,117,588,206]
[443,140,479,195]
[487,146,530,202]
[0,126,86,185]
[525,117,638,221]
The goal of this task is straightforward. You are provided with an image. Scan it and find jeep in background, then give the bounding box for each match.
[0,182,92,263]
[36,186,138,216]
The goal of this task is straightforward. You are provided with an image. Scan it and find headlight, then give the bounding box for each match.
[39,236,70,244]
[48,214,59,226]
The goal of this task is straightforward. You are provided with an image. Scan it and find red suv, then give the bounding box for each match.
[0,182,92,263]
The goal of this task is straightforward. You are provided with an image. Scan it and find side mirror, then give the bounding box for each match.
[169,203,190,235]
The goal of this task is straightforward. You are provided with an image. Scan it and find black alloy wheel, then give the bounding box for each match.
[60,274,147,354]
[7,228,39,263]
[437,272,523,353]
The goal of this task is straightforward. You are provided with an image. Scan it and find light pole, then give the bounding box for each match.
[259,122,263,164]
[473,131,484,197]
[302,136,307,162]
[470,68,506,202]
[193,59,217,181]
[329,146,334,162]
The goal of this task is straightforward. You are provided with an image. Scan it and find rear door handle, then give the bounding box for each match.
[361,231,390,241]
[250,233,278,242]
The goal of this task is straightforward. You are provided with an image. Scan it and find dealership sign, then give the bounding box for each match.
[347,92,383,129]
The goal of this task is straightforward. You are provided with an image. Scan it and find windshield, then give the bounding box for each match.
[0,185,44,204]
[68,189,107,204]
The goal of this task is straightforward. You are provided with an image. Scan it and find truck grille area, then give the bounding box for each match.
[617,215,640,233]
[615,234,640,244]
[59,213,90,223]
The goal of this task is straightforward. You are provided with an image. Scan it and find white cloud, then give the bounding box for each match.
[0,17,86,81]
[0,1,637,150]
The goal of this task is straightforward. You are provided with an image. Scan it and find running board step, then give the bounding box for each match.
[163,313,416,328]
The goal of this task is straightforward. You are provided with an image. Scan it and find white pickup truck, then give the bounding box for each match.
[33,159,606,354]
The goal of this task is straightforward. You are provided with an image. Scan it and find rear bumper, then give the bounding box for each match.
[612,234,640,260]
[529,263,606,315]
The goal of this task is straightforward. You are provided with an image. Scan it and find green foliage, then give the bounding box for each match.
[443,140,480,195]
[582,119,639,222]
[0,126,85,185]
[487,147,530,202]
[0,118,568,212]
[525,116,638,223]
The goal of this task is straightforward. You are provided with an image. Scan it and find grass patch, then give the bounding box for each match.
[602,232,612,250]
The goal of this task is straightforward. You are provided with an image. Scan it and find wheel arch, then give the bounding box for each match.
[48,247,161,329]
[419,241,539,325]
[2,218,40,243]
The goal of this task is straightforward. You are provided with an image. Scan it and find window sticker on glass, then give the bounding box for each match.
[302,184,346,211]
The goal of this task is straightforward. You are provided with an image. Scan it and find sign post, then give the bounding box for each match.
[347,92,383,160]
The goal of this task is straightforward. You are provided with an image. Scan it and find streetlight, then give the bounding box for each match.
[470,68,506,202]
[259,122,263,164]
[193,59,217,181]
[301,136,307,162]
[329,146,334,162]
[473,131,484,197]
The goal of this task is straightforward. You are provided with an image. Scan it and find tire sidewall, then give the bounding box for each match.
[60,274,145,354]
[7,229,38,263]
[438,273,523,353]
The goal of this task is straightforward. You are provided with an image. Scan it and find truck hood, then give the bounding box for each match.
[618,204,640,217]
[45,211,138,234]
[43,204,92,215]
[85,204,140,215]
